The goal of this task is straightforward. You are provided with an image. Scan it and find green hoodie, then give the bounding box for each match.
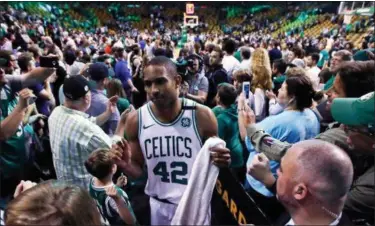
[212,104,244,168]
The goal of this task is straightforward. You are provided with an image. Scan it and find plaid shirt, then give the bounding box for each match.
[48,106,121,189]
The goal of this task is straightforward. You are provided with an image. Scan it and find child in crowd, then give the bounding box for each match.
[85,149,137,225]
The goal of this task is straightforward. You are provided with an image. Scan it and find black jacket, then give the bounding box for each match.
[205,65,229,108]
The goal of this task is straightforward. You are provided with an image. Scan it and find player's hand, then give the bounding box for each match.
[14,180,37,198]
[247,153,276,187]
[110,138,132,168]
[116,174,128,188]
[105,185,121,200]
[210,146,231,168]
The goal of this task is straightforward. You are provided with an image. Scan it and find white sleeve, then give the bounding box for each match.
[253,88,265,117]
[269,102,284,116]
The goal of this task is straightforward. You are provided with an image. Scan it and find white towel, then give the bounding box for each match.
[171,137,226,225]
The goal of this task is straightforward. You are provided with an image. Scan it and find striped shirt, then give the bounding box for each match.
[48,106,121,189]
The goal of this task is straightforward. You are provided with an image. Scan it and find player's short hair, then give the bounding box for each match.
[85,148,114,180]
[145,56,178,78]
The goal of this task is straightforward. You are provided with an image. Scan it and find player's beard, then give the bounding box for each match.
[151,93,177,110]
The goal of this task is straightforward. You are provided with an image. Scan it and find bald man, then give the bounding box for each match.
[249,140,354,225]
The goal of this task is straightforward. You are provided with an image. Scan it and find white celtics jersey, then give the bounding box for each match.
[138,98,203,204]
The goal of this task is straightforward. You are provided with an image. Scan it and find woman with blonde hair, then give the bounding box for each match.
[250,48,273,121]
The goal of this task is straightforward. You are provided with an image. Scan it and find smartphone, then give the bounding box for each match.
[27,96,37,106]
[243,82,250,99]
[39,56,59,68]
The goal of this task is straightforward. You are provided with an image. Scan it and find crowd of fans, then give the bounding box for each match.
[0,3,375,226]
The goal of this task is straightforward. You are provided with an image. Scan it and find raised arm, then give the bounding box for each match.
[19,67,56,89]
[0,89,32,140]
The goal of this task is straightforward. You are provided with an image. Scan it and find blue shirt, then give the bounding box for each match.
[139,40,146,50]
[86,89,120,136]
[29,82,50,116]
[245,109,320,197]
[114,59,132,92]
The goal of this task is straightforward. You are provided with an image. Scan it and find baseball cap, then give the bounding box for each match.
[63,76,90,100]
[330,92,374,126]
[288,58,305,68]
[88,62,109,81]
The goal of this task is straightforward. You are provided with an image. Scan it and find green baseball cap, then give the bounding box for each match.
[331,92,374,126]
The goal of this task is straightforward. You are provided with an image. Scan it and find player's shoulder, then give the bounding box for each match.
[124,109,139,138]
[195,102,213,117]
[194,102,217,126]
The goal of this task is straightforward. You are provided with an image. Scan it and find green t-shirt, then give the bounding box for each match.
[318,49,329,68]
[324,75,335,91]
[117,97,130,115]
[273,75,286,84]
[89,178,138,226]
[212,104,243,168]
[0,85,27,178]
[234,51,242,62]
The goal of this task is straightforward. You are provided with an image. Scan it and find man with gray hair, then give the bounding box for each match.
[248,140,354,225]
[318,49,353,127]
[324,49,353,91]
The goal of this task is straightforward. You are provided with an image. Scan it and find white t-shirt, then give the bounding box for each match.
[222,55,240,78]
[239,59,251,71]
[306,66,321,90]
[253,88,267,122]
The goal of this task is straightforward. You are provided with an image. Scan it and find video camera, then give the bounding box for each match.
[174,54,203,81]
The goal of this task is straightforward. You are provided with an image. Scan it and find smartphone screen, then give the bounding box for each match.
[243,82,250,99]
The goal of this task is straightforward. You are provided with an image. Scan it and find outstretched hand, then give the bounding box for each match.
[110,138,132,169]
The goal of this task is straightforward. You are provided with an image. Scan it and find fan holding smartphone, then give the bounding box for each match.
[242,81,251,100]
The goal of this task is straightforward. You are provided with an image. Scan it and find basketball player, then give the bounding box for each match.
[114,56,231,225]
